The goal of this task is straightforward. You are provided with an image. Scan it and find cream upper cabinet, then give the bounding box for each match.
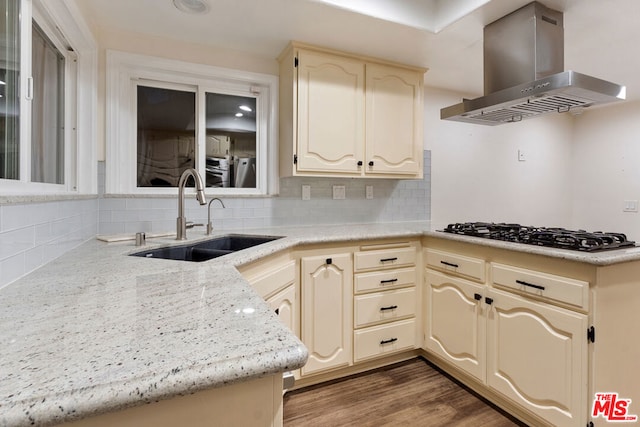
[301,253,353,376]
[278,42,426,179]
[295,50,364,174]
[486,288,588,427]
[424,270,486,382]
[365,63,423,175]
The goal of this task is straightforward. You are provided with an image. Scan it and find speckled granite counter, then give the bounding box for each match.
[3,221,640,427]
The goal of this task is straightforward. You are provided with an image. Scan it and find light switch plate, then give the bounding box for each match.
[333,185,346,200]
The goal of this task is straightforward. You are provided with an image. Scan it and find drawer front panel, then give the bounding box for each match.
[354,319,416,362]
[425,248,485,282]
[354,267,416,293]
[354,247,416,271]
[354,287,416,328]
[491,263,589,310]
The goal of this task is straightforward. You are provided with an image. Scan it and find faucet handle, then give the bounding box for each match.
[186,222,204,229]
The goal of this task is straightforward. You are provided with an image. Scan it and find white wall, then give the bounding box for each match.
[425,86,575,229]
[570,100,640,241]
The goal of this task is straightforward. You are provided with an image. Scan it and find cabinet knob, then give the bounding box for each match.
[326,258,332,265]
[357,161,363,166]
[368,161,374,167]
[485,297,494,305]
[474,293,482,301]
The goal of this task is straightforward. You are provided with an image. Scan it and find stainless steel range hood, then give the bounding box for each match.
[441,2,626,125]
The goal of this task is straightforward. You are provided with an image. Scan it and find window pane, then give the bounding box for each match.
[137,85,196,187]
[31,22,65,184]
[205,93,256,188]
[0,0,20,180]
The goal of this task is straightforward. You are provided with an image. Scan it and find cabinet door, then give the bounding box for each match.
[266,284,297,336]
[296,50,364,174]
[486,288,588,427]
[424,270,486,382]
[365,63,423,176]
[301,253,353,376]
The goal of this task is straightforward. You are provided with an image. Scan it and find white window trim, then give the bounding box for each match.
[106,50,279,196]
[0,0,97,195]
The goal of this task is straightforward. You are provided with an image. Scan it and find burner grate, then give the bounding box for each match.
[440,222,636,252]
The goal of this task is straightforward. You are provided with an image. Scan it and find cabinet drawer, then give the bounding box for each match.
[354,319,416,362]
[354,267,416,293]
[249,260,296,299]
[354,247,416,271]
[491,263,589,310]
[425,248,485,282]
[354,287,416,328]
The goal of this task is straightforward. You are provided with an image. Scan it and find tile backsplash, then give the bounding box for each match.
[0,151,430,288]
[98,151,431,234]
[0,199,98,288]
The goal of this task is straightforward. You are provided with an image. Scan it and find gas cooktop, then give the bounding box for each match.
[440,222,636,252]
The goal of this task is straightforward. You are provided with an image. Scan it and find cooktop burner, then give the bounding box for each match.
[440,222,636,252]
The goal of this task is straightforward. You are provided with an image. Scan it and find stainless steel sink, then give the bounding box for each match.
[130,234,282,262]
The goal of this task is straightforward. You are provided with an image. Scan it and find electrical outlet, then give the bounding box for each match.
[623,200,638,212]
[302,185,311,201]
[366,185,373,199]
[518,149,526,162]
[332,185,346,200]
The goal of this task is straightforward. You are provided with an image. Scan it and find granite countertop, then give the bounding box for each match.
[3,221,640,427]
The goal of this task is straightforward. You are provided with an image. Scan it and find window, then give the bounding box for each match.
[0,0,21,181]
[0,0,97,195]
[31,22,65,184]
[137,84,196,187]
[106,51,278,196]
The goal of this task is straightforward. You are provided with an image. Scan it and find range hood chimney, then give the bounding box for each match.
[440,1,626,125]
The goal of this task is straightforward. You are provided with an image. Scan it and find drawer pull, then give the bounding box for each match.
[380,278,398,284]
[380,338,398,345]
[516,279,545,291]
[380,305,398,311]
[440,260,459,268]
[380,257,398,263]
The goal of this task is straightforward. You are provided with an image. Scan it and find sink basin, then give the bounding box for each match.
[130,234,282,262]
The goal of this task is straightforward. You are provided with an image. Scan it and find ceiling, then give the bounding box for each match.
[76,0,640,101]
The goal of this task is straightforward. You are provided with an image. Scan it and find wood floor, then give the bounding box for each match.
[283,357,527,427]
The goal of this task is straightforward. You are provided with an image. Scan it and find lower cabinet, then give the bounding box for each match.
[266,283,296,335]
[486,288,588,427]
[300,253,353,376]
[240,256,299,338]
[424,270,485,382]
[424,246,589,427]
[353,242,419,363]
